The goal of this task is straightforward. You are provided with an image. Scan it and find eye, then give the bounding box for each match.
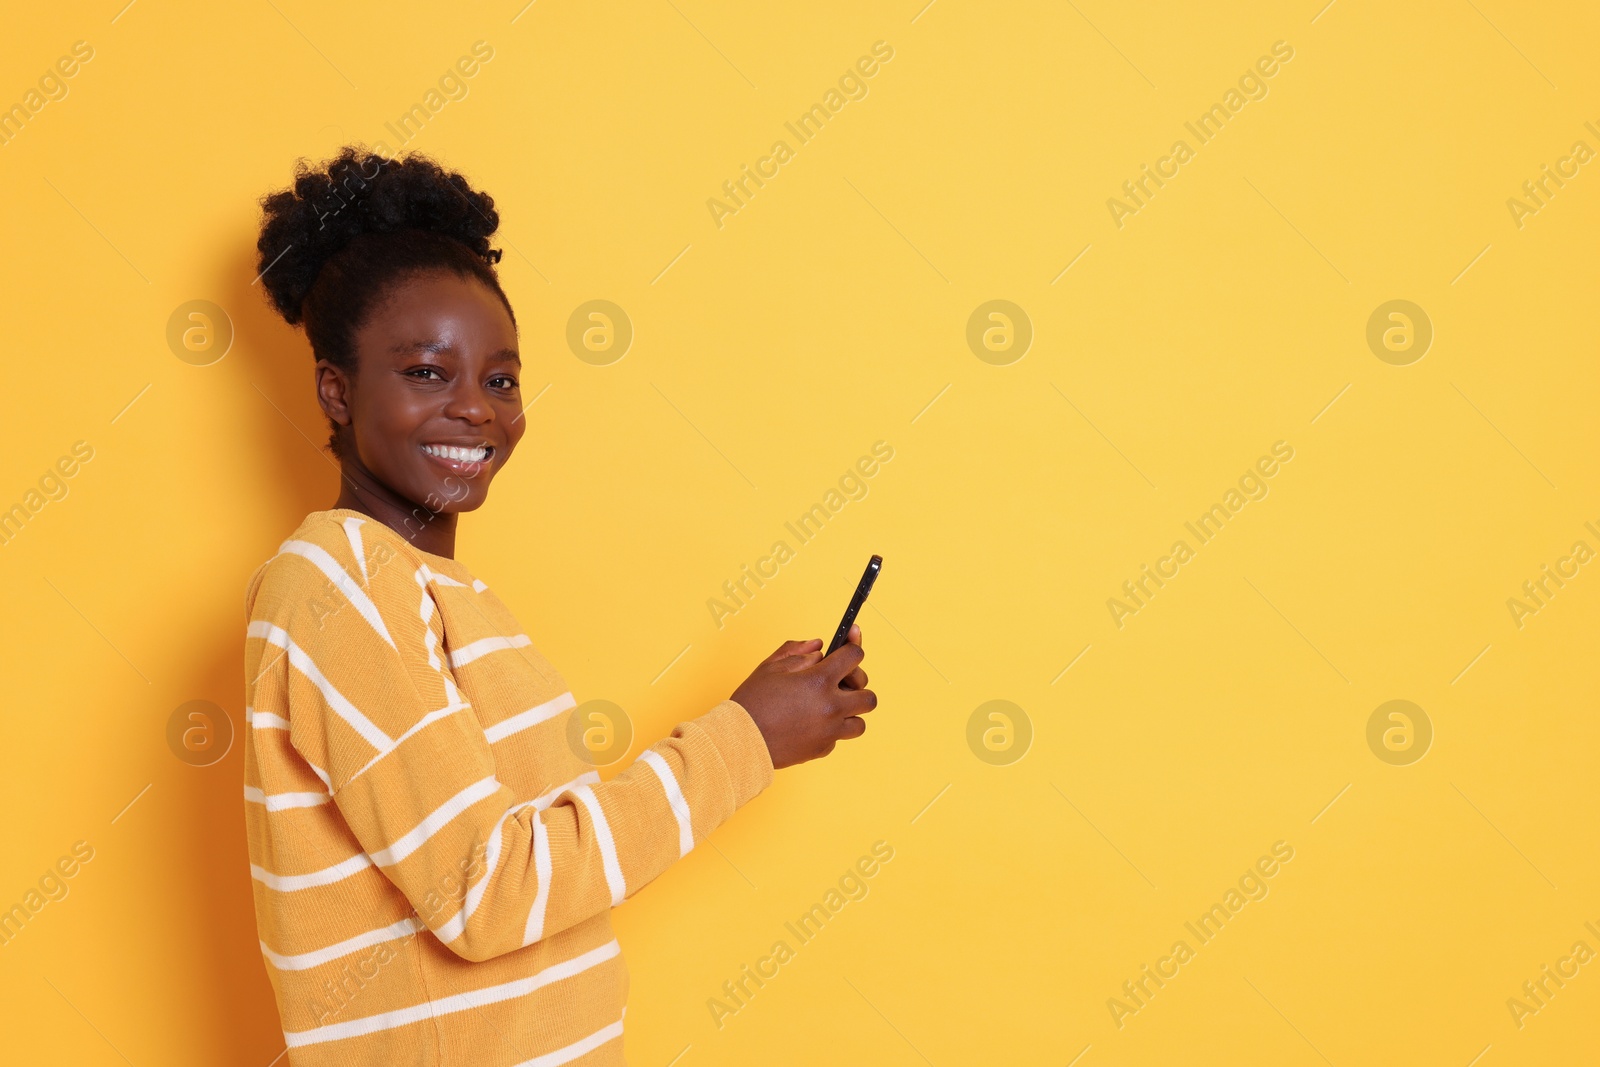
[407,366,446,381]
[490,374,519,389]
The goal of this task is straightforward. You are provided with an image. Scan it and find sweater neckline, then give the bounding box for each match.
[311,508,472,575]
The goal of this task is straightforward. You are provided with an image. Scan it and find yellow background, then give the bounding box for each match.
[2,1,1597,1063]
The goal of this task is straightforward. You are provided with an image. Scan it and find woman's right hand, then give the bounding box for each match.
[730,627,877,770]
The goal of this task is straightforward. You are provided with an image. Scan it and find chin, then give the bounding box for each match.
[449,481,497,510]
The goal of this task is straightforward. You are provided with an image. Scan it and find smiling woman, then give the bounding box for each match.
[244,147,876,1066]
[255,147,523,552]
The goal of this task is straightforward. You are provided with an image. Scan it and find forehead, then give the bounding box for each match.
[359,270,518,354]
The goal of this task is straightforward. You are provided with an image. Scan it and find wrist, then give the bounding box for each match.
[705,698,777,796]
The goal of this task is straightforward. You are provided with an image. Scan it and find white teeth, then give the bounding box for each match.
[423,444,489,463]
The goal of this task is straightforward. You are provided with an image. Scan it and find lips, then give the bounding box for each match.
[420,441,494,475]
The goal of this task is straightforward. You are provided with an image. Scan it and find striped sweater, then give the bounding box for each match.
[242,508,775,1066]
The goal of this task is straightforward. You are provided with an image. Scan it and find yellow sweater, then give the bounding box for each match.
[242,508,775,1066]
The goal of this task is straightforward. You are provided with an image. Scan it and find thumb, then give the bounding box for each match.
[818,640,864,685]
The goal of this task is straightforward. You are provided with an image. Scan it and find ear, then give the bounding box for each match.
[314,359,354,429]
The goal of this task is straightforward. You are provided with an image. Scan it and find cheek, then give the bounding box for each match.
[353,396,409,459]
[505,416,528,456]
[351,384,432,484]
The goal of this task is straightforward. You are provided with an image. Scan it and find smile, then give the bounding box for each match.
[421,442,494,472]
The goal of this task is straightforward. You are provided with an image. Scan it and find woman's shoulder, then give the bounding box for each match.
[245,509,430,619]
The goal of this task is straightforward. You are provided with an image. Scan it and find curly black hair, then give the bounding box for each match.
[255,146,516,455]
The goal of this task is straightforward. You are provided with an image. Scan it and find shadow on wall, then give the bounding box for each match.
[175,236,342,1063]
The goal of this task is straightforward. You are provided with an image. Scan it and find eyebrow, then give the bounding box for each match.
[390,340,521,365]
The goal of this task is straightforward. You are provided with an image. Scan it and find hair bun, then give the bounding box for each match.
[255,145,502,326]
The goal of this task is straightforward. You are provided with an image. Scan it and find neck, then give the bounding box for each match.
[332,465,457,559]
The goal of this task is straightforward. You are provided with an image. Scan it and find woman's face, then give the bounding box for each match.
[322,270,524,515]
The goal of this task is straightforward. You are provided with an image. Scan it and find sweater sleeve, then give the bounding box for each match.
[257,535,774,963]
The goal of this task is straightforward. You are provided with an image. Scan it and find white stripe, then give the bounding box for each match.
[247,621,393,750]
[639,750,695,858]
[243,785,329,811]
[261,917,421,971]
[279,539,393,648]
[247,707,291,731]
[437,797,532,944]
[251,853,373,892]
[342,517,369,583]
[472,579,488,593]
[241,703,332,796]
[513,1016,624,1067]
[283,939,621,1048]
[484,692,576,743]
[306,761,334,792]
[387,702,470,752]
[345,701,471,784]
[415,571,443,672]
[241,703,329,790]
[533,771,600,811]
[370,777,501,867]
[412,572,465,708]
[570,785,626,906]
[419,563,468,587]
[450,634,532,669]
[242,708,331,793]
[524,809,553,945]
[436,770,591,946]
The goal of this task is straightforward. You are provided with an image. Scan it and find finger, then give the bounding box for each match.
[767,638,822,663]
[837,687,878,715]
[847,622,862,646]
[838,666,868,691]
[818,640,864,685]
[837,715,867,740]
[773,650,824,673]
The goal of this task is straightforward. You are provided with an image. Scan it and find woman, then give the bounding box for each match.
[243,147,876,1066]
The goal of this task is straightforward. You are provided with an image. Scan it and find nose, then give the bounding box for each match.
[442,378,495,425]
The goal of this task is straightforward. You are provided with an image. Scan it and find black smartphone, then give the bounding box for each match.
[826,555,882,656]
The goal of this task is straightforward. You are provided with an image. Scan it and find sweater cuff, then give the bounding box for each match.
[695,698,775,808]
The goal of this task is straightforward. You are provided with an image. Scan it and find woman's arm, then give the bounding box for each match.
[249,536,780,963]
